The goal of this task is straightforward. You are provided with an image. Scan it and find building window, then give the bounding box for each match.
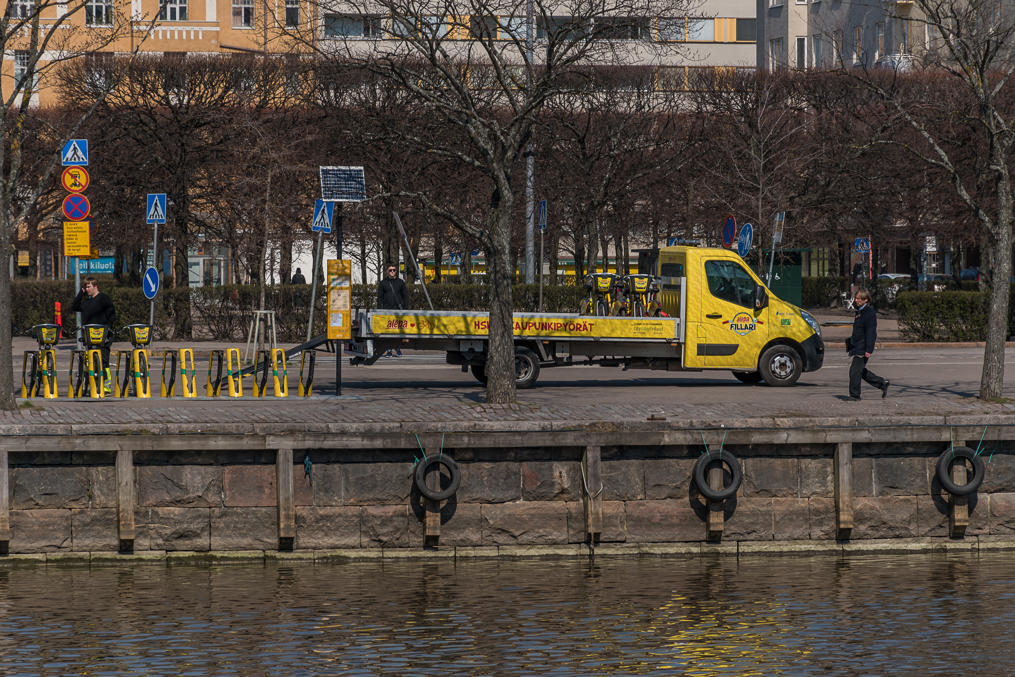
[596,17,650,40]
[657,17,685,41]
[419,15,450,38]
[656,66,687,91]
[768,0,783,7]
[84,52,114,92]
[832,30,843,64]
[687,18,714,42]
[853,26,863,63]
[896,18,910,52]
[796,36,806,68]
[735,18,756,42]
[769,37,784,67]
[875,23,884,58]
[812,35,822,67]
[232,0,253,28]
[86,0,114,25]
[159,0,187,21]
[8,0,33,19]
[323,14,383,38]
[13,50,30,89]
[285,0,298,27]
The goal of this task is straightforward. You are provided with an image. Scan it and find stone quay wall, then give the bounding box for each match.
[2,421,1014,557]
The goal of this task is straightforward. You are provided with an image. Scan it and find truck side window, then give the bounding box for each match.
[705,260,755,308]
[660,262,683,277]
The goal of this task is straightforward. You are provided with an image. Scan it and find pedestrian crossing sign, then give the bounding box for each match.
[312,199,334,234]
[61,139,88,166]
[146,193,167,224]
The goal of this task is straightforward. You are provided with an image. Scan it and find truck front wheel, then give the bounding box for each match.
[759,345,802,386]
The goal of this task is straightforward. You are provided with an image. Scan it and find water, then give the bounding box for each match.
[1,552,1012,675]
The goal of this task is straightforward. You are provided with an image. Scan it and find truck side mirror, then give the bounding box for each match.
[754,285,769,310]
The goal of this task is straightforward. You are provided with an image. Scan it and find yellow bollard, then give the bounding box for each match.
[224,348,243,397]
[297,350,315,397]
[206,350,224,397]
[114,350,128,398]
[84,349,105,399]
[132,348,151,398]
[251,349,269,398]
[21,351,36,398]
[271,348,289,398]
[160,350,177,397]
[67,351,81,398]
[179,348,197,398]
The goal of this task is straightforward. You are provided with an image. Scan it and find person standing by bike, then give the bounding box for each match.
[71,276,116,392]
[377,263,408,356]
[846,288,889,401]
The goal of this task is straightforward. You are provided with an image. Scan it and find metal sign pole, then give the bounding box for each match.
[149,223,158,326]
[538,228,544,311]
[335,204,343,397]
[74,258,82,350]
[392,211,434,310]
[306,230,324,342]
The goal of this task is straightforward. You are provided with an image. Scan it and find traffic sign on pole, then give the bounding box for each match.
[722,214,736,248]
[312,199,334,234]
[61,139,89,166]
[146,194,167,224]
[537,200,547,233]
[62,194,90,220]
[143,267,160,300]
[61,167,90,193]
[737,223,753,258]
[855,237,871,254]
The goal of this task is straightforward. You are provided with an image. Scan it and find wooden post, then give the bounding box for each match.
[277,448,295,550]
[582,446,602,543]
[116,449,135,552]
[706,462,724,541]
[424,467,441,547]
[0,449,9,555]
[834,442,853,540]
[949,442,969,538]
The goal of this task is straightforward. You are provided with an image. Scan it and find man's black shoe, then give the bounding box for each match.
[881,380,890,399]
[848,396,861,401]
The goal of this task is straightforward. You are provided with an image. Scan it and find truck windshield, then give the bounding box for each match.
[704,260,756,308]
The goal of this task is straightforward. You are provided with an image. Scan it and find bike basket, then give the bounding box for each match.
[125,324,152,346]
[594,275,613,293]
[84,325,108,346]
[629,276,650,293]
[35,324,59,346]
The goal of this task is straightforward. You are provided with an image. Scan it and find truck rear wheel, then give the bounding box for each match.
[469,348,541,389]
[759,345,802,386]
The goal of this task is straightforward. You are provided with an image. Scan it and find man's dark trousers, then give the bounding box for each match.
[849,355,886,399]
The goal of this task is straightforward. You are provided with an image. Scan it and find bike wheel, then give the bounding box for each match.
[634,301,646,317]
[595,299,608,316]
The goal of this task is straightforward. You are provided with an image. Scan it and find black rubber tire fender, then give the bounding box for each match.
[692,450,743,501]
[414,455,462,501]
[936,446,985,497]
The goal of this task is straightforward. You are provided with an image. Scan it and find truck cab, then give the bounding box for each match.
[653,245,823,384]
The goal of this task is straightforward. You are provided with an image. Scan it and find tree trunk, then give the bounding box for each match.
[979,176,1013,400]
[484,199,516,404]
[0,213,15,410]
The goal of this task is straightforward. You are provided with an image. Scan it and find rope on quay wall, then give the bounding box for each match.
[413,432,445,465]
[699,429,728,458]
[580,462,604,499]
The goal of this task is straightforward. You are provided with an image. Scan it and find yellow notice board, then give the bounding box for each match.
[327,259,352,340]
[16,250,29,267]
[371,312,679,340]
[63,221,90,257]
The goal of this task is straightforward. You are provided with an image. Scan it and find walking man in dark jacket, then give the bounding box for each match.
[377,263,408,310]
[847,288,889,400]
[71,276,116,392]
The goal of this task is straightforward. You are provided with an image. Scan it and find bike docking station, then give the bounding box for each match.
[113,324,152,398]
[21,324,60,399]
[68,324,108,399]
[160,346,197,398]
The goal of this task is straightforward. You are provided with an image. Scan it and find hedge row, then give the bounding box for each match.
[800,276,937,310]
[895,288,1015,342]
[11,280,585,342]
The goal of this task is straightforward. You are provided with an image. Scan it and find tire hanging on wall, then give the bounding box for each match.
[936,446,985,497]
[692,450,743,501]
[414,455,462,501]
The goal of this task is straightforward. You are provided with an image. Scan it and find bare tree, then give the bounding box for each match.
[0,1,140,407]
[291,0,693,402]
[842,2,1015,399]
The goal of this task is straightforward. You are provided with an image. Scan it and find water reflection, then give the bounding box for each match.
[0,553,1012,675]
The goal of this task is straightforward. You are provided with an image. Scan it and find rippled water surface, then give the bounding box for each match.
[2,552,1014,675]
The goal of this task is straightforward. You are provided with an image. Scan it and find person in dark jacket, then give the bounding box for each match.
[846,288,889,400]
[377,263,408,310]
[71,276,116,391]
[290,267,306,285]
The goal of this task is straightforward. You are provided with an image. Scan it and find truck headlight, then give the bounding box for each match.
[799,310,821,336]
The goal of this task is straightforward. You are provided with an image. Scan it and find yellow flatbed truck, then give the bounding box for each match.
[347,245,824,387]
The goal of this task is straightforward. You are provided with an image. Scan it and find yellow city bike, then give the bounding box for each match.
[580,273,626,316]
[621,274,664,317]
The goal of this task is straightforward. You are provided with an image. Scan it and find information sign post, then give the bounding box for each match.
[62,139,89,349]
[146,194,167,326]
[327,259,352,396]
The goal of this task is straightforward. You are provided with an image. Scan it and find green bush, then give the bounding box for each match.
[895,289,1015,341]
[802,277,848,308]
[12,280,587,343]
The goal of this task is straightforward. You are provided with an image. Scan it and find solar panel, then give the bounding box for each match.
[320,166,366,202]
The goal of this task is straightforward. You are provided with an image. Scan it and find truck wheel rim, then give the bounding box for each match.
[515,356,531,379]
[770,354,793,378]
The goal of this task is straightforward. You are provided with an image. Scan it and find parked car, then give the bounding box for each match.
[960,268,980,281]
[918,273,953,291]
[878,273,912,301]
[878,273,911,281]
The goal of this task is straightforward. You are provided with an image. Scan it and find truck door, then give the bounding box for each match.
[699,259,769,369]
